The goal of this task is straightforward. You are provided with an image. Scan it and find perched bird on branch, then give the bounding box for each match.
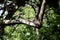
[16,13,23,20]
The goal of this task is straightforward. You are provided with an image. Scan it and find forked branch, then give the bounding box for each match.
[0,0,47,29]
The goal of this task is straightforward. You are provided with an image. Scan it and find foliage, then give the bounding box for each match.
[0,0,60,40]
[2,5,36,40]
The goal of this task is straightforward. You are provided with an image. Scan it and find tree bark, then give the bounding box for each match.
[34,0,46,28]
[0,18,36,27]
[0,0,47,38]
[0,0,47,28]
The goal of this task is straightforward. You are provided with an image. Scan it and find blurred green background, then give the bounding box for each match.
[1,0,60,40]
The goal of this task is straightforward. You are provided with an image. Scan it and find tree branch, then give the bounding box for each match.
[34,0,46,28]
[38,0,46,24]
[0,0,47,29]
[0,18,36,27]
